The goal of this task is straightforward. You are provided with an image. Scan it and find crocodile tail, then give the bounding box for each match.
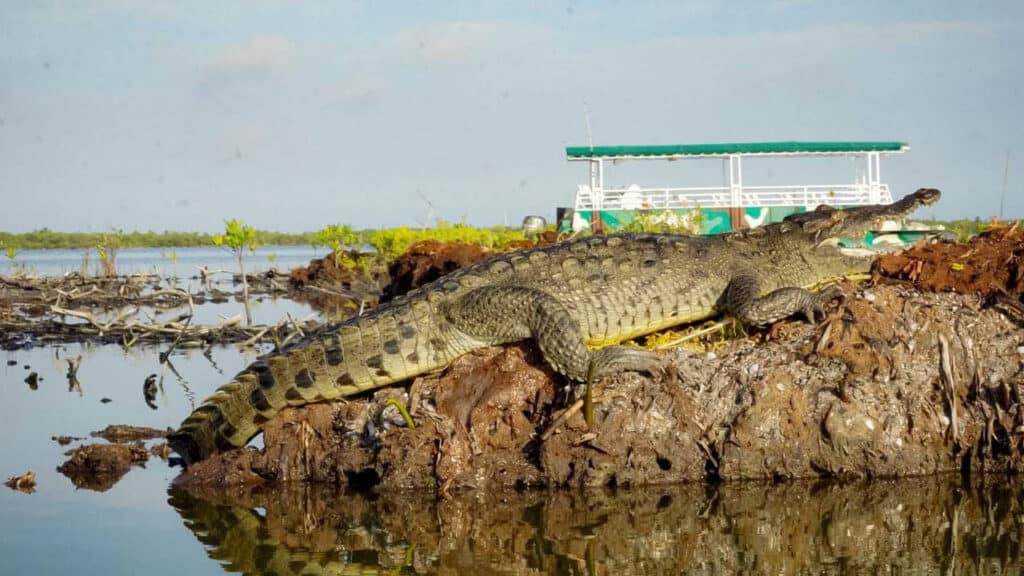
[169,302,449,464]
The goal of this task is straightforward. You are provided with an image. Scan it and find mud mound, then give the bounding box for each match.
[289,251,367,288]
[59,443,149,492]
[381,241,493,302]
[875,225,1024,297]
[381,235,561,302]
[175,283,1024,491]
[288,251,381,314]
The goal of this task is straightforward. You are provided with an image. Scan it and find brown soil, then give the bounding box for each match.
[380,234,561,302]
[875,225,1024,297]
[59,443,150,492]
[380,240,493,302]
[288,251,382,314]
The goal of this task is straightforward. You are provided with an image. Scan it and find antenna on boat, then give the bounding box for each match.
[583,101,594,149]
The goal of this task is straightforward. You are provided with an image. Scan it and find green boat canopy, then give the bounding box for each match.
[566,141,908,159]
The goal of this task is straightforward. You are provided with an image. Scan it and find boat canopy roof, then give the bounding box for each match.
[566,141,909,160]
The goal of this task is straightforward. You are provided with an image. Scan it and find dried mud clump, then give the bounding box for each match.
[380,241,492,302]
[875,225,1024,297]
[4,471,36,493]
[59,443,149,492]
[288,251,382,313]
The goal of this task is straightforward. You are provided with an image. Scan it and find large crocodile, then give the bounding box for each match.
[169,188,941,463]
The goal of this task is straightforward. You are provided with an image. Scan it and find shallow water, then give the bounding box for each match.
[1,245,321,278]
[2,252,1023,573]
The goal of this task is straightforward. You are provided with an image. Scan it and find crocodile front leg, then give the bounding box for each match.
[444,286,661,423]
[723,274,842,326]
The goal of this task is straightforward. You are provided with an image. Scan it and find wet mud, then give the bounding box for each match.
[169,476,1024,574]
[59,443,150,492]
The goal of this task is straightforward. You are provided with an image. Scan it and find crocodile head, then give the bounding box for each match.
[785,188,941,245]
[762,188,941,280]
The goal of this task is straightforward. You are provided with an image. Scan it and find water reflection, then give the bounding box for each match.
[169,477,1024,575]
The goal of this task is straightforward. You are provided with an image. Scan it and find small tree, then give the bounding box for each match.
[96,230,122,277]
[213,219,258,326]
[314,224,360,269]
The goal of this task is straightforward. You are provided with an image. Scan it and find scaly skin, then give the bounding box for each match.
[169,188,941,463]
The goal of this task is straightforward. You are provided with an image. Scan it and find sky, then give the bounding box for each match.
[0,0,1022,233]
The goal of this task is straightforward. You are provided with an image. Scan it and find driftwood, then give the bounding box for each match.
[0,269,319,350]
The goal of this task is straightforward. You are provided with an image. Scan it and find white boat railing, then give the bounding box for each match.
[574,184,893,211]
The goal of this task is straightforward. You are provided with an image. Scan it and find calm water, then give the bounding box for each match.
[1,245,322,278]
[1,251,1023,574]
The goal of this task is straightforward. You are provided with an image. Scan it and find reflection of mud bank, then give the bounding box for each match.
[177,282,1024,490]
[170,477,1024,574]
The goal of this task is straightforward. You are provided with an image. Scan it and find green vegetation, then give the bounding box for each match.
[0,229,316,250]
[917,218,991,242]
[313,224,361,269]
[1,240,15,261]
[213,219,258,326]
[366,221,525,261]
[96,231,122,277]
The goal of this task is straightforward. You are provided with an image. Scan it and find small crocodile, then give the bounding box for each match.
[169,188,940,463]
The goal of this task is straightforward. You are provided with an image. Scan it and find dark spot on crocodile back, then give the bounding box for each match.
[288,560,309,573]
[429,337,446,351]
[336,373,354,386]
[285,387,303,401]
[365,354,383,369]
[324,346,344,366]
[399,323,416,339]
[375,369,391,378]
[383,339,400,354]
[406,351,420,363]
[250,387,272,412]
[295,368,315,388]
[218,421,237,442]
[254,364,275,389]
[253,413,270,425]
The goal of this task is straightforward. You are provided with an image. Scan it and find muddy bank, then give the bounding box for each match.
[177,279,1024,490]
[287,251,383,315]
[170,476,1024,574]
